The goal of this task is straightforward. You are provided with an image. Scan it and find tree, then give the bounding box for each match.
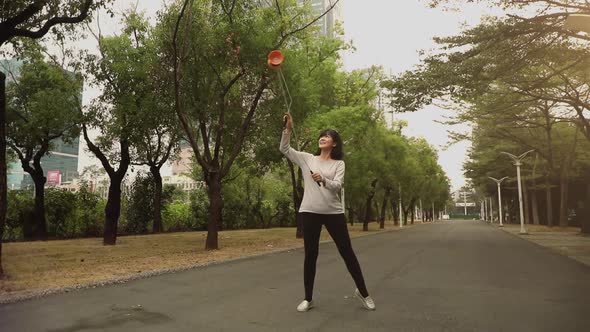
[385,6,590,230]
[4,54,82,241]
[125,173,155,234]
[166,0,341,249]
[0,0,111,279]
[428,0,590,42]
[82,12,157,245]
[123,13,180,234]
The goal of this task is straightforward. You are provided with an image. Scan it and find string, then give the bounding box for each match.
[277,68,300,150]
[277,67,321,187]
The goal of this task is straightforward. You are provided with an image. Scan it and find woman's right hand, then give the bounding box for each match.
[283,113,293,131]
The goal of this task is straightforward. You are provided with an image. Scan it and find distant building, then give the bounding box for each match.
[299,0,343,38]
[65,174,203,200]
[171,141,194,176]
[259,0,343,38]
[1,59,81,190]
[163,174,204,193]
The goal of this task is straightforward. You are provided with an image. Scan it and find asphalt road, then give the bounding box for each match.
[1,220,589,332]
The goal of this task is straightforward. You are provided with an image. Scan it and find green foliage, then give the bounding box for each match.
[4,191,33,241]
[162,202,195,232]
[189,189,209,231]
[73,183,103,237]
[223,165,293,229]
[0,0,114,53]
[162,184,187,205]
[45,189,77,238]
[384,0,590,226]
[4,53,82,162]
[4,187,105,240]
[124,173,155,234]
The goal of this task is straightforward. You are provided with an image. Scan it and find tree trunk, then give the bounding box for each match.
[406,198,416,225]
[531,182,540,225]
[363,198,371,231]
[531,154,540,225]
[402,198,415,225]
[83,128,130,245]
[347,207,354,226]
[0,72,6,277]
[523,179,530,225]
[32,174,47,240]
[150,166,164,233]
[379,187,391,229]
[363,179,378,231]
[546,176,553,226]
[558,168,569,227]
[391,199,398,226]
[287,160,304,238]
[402,207,407,225]
[103,176,123,245]
[206,172,222,250]
[582,181,590,235]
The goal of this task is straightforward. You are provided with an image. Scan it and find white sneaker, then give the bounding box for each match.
[354,289,376,310]
[297,300,314,312]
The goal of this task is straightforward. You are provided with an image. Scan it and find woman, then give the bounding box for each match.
[280,113,376,312]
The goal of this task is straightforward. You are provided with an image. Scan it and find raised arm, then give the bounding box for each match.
[280,128,310,167]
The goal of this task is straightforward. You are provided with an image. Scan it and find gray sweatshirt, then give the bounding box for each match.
[280,129,345,214]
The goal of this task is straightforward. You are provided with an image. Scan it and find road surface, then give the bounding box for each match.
[1,220,589,331]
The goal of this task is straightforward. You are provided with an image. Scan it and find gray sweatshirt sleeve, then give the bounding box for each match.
[323,161,345,192]
[280,129,310,167]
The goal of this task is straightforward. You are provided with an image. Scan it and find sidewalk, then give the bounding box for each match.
[497,223,590,267]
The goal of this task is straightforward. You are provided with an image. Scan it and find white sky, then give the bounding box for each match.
[76,0,497,191]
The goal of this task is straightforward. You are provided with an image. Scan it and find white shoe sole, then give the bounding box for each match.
[297,302,314,312]
[354,291,376,310]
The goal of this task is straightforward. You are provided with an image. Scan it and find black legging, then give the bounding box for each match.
[300,212,369,301]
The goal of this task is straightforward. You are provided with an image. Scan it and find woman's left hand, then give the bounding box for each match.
[311,172,323,184]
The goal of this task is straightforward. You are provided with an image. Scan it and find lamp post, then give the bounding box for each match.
[419,199,423,222]
[463,192,468,215]
[480,200,484,221]
[489,176,508,227]
[501,150,534,234]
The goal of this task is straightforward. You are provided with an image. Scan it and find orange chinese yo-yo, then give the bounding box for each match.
[267,50,284,70]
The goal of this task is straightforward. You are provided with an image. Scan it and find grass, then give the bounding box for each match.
[0,221,409,301]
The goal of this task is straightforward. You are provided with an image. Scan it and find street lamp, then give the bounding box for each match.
[419,198,423,222]
[501,150,534,234]
[480,200,484,221]
[489,176,508,227]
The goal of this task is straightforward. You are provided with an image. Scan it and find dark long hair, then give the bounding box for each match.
[315,129,344,160]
